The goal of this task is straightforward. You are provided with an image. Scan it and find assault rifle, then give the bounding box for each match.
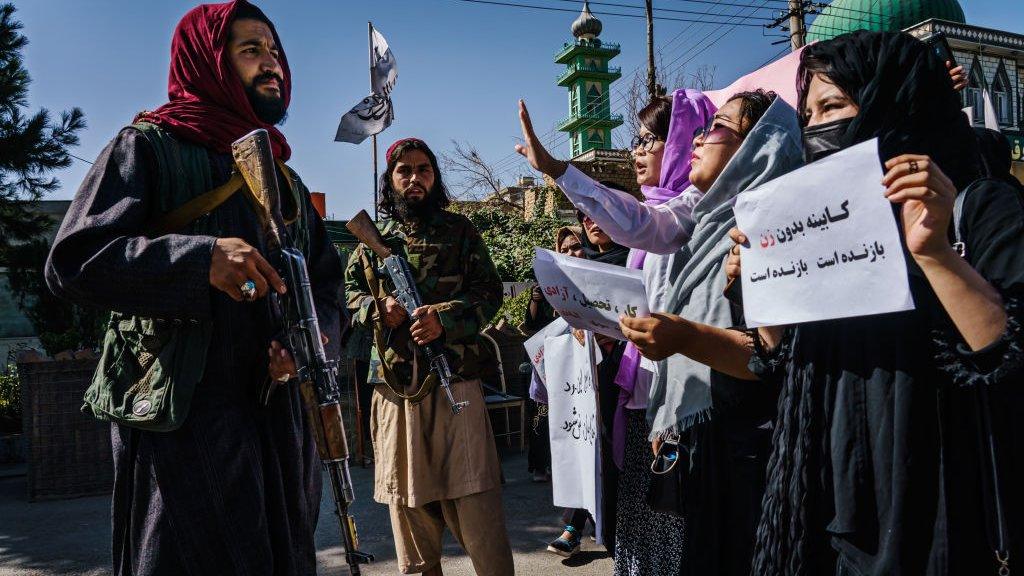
[345,210,469,414]
[231,129,373,575]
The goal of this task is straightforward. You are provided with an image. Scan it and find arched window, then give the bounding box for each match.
[992,62,1012,126]
[585,82,603,115]
[964,56,985,125]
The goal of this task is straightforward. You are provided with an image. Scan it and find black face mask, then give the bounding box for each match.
[801,117,854,163]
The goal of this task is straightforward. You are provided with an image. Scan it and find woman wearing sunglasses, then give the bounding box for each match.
[516,88,803,575]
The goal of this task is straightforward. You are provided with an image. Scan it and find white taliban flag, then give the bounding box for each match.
[335,27,397,144]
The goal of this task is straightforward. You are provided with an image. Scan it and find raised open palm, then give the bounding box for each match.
[515,99,567,179]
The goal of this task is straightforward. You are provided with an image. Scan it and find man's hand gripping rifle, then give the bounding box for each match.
[231,129,373,575]
[345,210,469,415]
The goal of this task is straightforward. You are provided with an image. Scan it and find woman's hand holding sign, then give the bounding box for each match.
[882,154,957,259]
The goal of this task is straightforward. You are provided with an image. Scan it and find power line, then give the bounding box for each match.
[544,0,774,21]
[492,3,771,178]
[451,0,770,26]
[666,0,786,9]
[69,153,93,165]
[494,0,753,171]
[485,0,761,173]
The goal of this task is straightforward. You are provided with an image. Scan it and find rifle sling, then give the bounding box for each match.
[145,172,244,237]
[358,250,438,404]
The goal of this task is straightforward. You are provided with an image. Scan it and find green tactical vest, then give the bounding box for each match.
[83,122,310,432]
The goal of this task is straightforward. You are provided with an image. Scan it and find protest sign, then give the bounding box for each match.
[523,317,571,386]
[502,282,534,299]
[545,332,601,533]
[733,138,914,327]
[533,248,650,340]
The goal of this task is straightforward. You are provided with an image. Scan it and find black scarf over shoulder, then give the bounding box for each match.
[754,31,994,576]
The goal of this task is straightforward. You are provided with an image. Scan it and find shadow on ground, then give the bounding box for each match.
[1,450,612,576]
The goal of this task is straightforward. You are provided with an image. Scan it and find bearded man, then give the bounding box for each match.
[45,2,343,574]
[344,138,514,576]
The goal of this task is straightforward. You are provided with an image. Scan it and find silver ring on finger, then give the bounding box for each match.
[908,160,919,174]
[240,280,257,301]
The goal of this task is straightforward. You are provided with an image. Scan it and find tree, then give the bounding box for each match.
[624,61,716,139]
[441,141,524,210]
[449,203,569,325]
[6,239,104,354]
[0,3,85,262]
[0,3,91,353]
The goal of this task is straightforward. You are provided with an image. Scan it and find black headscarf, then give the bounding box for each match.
[797,30,981,189]
[974,127,1024,195]
[576,210,629,266]
[755,31,985,576]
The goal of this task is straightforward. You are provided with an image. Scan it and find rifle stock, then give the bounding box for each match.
[345,210,391,259]
[231,129,282,248]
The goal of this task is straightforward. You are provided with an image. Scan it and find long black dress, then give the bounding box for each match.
[680,356,779,575]
[45,128,345,576]
[752,178,1024,576]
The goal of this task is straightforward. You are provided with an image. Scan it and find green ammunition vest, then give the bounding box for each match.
[83,122,310,431]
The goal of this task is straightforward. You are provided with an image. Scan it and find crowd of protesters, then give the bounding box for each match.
[516,29,1024,576]
[46,0,1022,572]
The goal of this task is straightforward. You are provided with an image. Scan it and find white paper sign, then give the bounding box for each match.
[532,248,649,340]
[545,332,600,523]
[733,139,914,327]
[502,282,534,299]
[523,317,571,386]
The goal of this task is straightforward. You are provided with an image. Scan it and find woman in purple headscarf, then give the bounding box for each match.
[518,87,802,575]
[517,88,714,575]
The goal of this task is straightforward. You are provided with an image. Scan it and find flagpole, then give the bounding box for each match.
[369,21,379,221]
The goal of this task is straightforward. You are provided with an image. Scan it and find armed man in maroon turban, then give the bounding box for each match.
[45,2,345,574]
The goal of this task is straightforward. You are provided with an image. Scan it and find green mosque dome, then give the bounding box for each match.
[806,0,966,42]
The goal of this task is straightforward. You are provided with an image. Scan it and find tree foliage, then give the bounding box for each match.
[451,202,566,282]
[450,202,568,325]
[0,3,93,354]
[5,239,104,354]
[0,3,85,260]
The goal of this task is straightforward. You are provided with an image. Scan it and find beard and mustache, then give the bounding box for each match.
[246,71,288,125]
[392,184,442,222]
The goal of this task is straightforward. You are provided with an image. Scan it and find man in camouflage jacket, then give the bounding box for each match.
[344,138,514,576]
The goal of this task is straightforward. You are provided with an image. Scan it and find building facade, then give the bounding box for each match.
[906,19,1024,182]
[807,0,1024,181]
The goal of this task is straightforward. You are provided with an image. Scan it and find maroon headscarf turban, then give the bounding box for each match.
[135,0,292,160]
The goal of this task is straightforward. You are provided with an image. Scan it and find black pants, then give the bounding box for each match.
[562,508,592,532]
[527,399,550,473]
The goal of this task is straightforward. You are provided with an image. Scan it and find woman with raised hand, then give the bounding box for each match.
[722,31,1024,576]
[620,90,803,576]
[517,92,709,575]
[516,87,804,576]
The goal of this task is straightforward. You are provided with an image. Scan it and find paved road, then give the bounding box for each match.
[0,451,612,575]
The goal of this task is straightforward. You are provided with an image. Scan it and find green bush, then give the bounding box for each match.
[450,202,567,327]
[451,202,567,282]
[494,287,532,327]
[0,364,20,419]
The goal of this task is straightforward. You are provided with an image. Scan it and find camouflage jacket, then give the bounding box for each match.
[344,210,502,389]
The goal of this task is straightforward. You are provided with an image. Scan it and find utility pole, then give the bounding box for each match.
[646,0,657,98]
[766,0,813,52]
[788,0,807,50]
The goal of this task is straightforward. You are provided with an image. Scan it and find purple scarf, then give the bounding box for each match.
[613,88,716,469]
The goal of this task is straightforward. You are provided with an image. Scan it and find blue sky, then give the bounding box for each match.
[16,0,1021,220]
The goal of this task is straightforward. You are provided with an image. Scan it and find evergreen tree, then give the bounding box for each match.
[0,2,84,261]
[0,3,93,354]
